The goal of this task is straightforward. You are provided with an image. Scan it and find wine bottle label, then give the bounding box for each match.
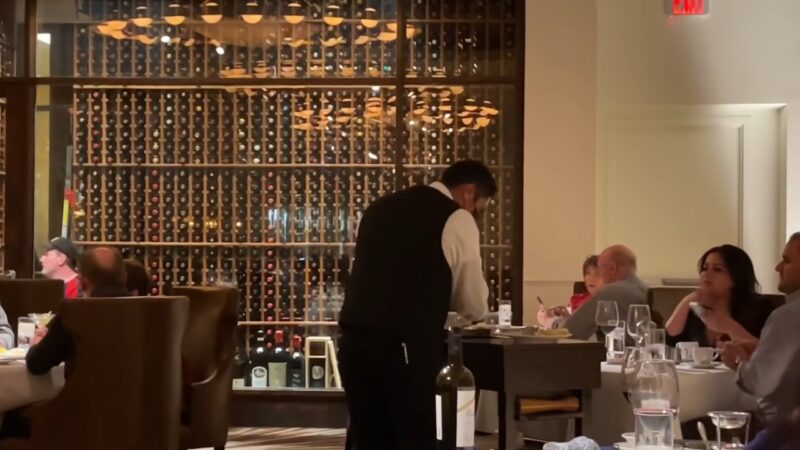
[456,389,475,447]
[251,366,268,388]
[435,394,443,441]
[232,378,245,389]
[268,363,287,388]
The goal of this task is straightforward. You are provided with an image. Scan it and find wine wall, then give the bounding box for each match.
[65,0,520,377]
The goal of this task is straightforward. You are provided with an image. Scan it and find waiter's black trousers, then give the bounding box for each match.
[340,332,438,450]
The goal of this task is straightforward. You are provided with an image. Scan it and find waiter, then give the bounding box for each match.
[339,160,494,450]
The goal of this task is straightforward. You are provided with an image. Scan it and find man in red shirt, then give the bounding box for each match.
[39,237,81,299]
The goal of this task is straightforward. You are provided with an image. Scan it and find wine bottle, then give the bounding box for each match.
[248,333,269,389]
[288,335,305,388]
[233,331,251,389]
[435,328,476,450]
[267,330,289,388]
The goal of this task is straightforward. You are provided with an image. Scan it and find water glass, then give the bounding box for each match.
[635,410,674,449]
[17,317,35,349]
[606,320,626,360]
[645,328,667,360]
[498,299,512,326]
[708,411,750,449]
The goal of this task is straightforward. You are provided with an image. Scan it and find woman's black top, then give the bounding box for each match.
[667,294,780,347]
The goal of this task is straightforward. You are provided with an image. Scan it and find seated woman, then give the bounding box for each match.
[666,244,777,347]
[569,255,604,312]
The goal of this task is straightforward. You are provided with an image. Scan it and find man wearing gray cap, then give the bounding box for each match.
[39,237,81,299]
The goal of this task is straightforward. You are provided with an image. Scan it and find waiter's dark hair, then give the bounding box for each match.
[441,160,497,198]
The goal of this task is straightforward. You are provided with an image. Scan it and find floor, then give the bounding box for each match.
[202,428,545,450]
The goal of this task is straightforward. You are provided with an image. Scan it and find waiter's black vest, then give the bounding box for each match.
[340,185,459,344]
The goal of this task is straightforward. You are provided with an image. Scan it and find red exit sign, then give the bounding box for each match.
[667,0,709,16]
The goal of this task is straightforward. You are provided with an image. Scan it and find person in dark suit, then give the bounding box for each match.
[26,247,130,377]
[339,160,496,450]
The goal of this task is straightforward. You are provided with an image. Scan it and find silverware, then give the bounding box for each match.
[697,421,711,450]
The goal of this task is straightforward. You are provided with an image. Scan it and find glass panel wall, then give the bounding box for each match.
[32,0,522,392]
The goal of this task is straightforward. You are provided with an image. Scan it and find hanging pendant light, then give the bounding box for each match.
[360,7,379,29]
[323,4,344,26]
[107,19,128,31]
[164,3,186,26]
[284,2,305,25]
[132,5,153,27]
[241,1,263,24]
[201,1,224,24]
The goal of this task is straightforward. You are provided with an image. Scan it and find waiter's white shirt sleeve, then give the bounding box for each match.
[441,209,489,322]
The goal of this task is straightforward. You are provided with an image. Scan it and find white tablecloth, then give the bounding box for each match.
[475,362,757,446]
[0,362,64,413]
[585,362,756,445]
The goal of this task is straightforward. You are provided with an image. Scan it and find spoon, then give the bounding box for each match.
[697,421,711,450]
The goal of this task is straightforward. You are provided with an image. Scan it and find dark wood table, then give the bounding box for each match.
[463,337,605,450]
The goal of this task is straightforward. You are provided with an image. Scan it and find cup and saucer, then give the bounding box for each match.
[687,347,722,369]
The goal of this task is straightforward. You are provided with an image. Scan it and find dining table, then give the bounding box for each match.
[476,361,757,447]
[0,360,64,423]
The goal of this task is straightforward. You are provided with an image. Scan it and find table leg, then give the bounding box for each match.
[498,391,517,450]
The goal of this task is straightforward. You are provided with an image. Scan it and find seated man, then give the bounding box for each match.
[26,247,129,377]
[123,259,152,296]
[39,237,82,299]
[721,233,800,448]
[538,245,649,340]
[0,304,13,349]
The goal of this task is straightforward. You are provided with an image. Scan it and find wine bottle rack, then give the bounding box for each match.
[63,0,521,366]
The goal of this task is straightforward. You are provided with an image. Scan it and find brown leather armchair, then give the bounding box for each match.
[1,296,189,450]
[0,279,64,328]
[171,286,238,450]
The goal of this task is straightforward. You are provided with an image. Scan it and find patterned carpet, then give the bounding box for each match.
[200,428,524,450]
[200,427,346,450]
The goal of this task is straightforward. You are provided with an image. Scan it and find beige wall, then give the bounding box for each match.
[522,0,597,324]
[522,0,800,323]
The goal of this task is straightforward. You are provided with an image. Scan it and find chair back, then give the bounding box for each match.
[647,286,696,323]
[171,286,238,449]
[573,281,587,295]
[762,293,786,310]
[30,296,189,450]
[0,279,64,329]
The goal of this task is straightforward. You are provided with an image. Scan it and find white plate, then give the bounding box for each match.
[613,443,633,450]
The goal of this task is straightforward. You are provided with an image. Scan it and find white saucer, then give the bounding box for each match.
[687,362,721,369]
[613,443,633,450]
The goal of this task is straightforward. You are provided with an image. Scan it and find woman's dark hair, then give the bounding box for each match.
[582,255,599,276]
[441,160,498,199]
[124,258,152,296]
[698,244,760,316]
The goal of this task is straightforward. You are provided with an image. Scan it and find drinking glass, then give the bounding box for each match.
[627,305,652,346]
[645,328,667,360]
[606,320,626,361]
[635,410,674,449]
[595,300,619,336]
[621,346,646,404]
[498,299,512,326]
[708,411,750,449]
[17,317,35,349]
[629,359,680,416]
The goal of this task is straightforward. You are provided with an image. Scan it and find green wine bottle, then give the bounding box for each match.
[435,328,476,450]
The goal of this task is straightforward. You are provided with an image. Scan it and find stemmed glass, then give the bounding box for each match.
[627,305,652,346]
[595,300,620,337]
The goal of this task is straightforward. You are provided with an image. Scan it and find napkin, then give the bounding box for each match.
[543,436,601,450]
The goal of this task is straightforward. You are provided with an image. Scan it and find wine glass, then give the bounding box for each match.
[627,305,652,346]
[621,346,646,404]
[595,300,620,337]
